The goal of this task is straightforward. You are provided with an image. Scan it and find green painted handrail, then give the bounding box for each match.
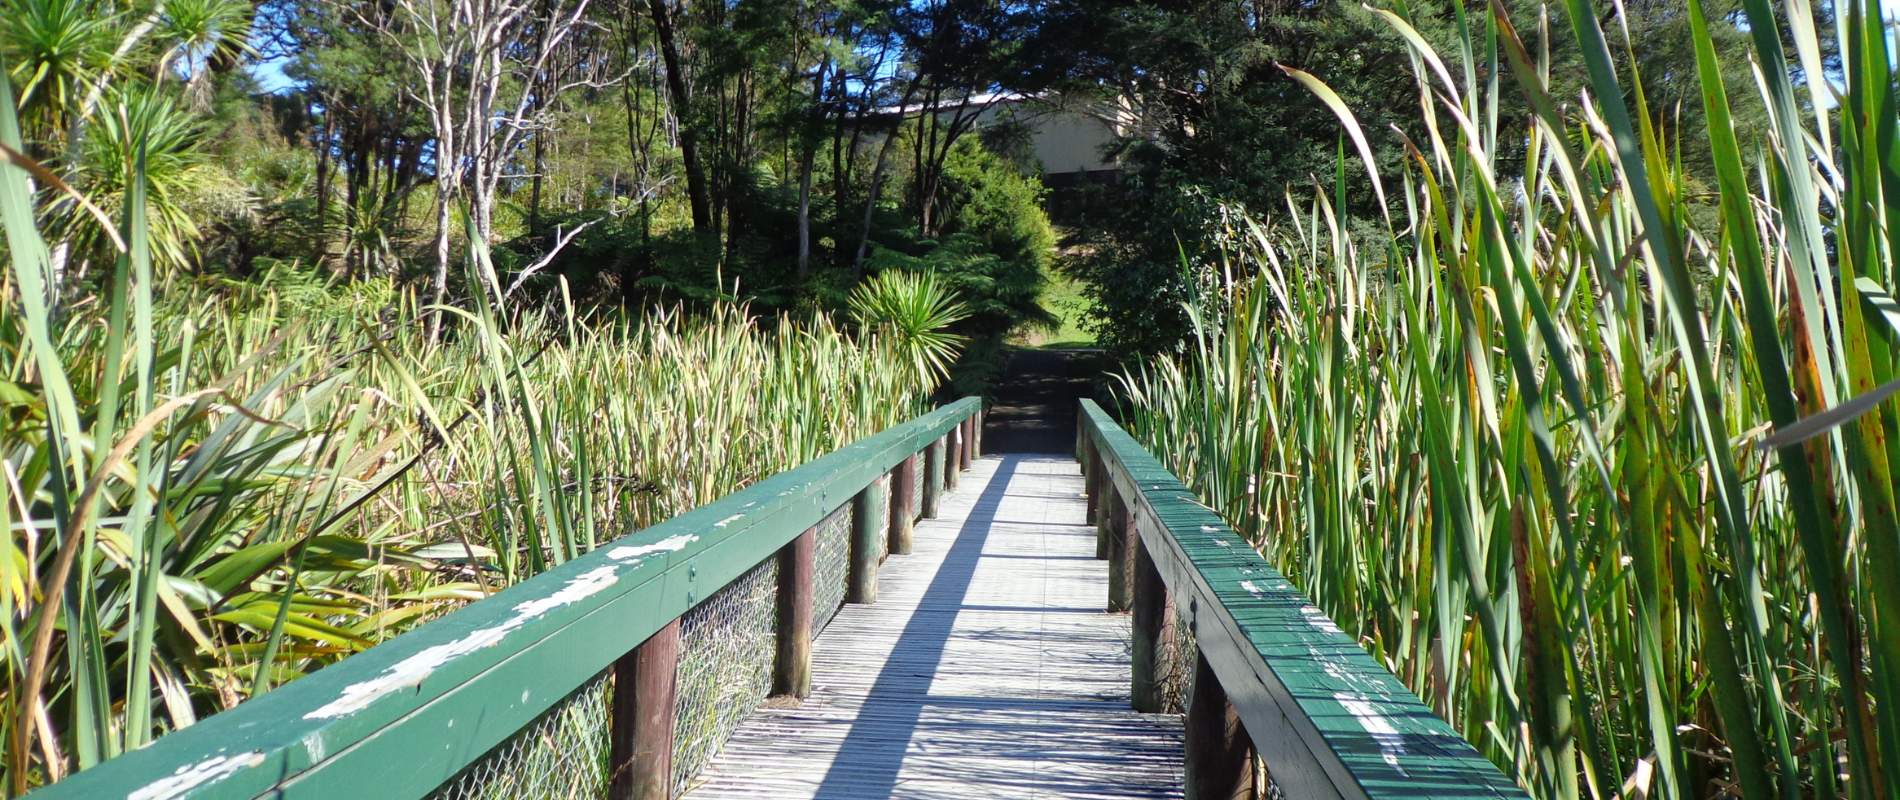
[1079,400,1525,800]
[35,398,981,800]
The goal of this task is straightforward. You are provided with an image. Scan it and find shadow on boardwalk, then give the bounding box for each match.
[685,455,1183,799]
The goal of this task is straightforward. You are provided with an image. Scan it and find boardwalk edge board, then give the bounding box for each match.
[1079,400,1527,800]
[34,398,982,800]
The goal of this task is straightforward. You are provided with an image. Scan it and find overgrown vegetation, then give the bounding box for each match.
[1118,1,1900,798]
[0,60,961,787]
[1056,0,1819,359]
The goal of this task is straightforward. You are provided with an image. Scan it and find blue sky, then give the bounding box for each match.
[245,2,1900,97]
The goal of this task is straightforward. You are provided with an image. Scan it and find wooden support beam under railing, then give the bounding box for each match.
[1130,538,1173,713]
[773,528,816,699]
[610,619,681,800]
[849,477,885,604]
[890,455,917,554]
[959,417,975,470]
[1185,652,1254,800]
[922,439,943,518]
[1107,489,1135,613]
[945,425,962,491]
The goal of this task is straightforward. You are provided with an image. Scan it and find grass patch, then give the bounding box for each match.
[1015,269,1095,349]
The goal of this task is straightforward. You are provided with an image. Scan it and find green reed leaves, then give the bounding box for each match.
[1118,1,1900,797]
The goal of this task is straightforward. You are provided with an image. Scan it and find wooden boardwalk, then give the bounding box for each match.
[685,454,1185,799]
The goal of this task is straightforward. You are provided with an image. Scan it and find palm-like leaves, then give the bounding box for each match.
[54,88,211,270]
[848,269,970,388]
[0,0,118,136]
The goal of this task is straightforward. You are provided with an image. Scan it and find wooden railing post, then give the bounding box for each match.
[773,528,815,699]
[1185,653,1255,800]
[1107,491,1135,612]
[922,440,943,518]
[1083,440,1101,521]
[972,408,984,458]
[1131,538,1173,712]
[890,455,917,555]
[610,619,681,800]
[958,417,974,471]
[848,479,885,603]
[945,428,962,492]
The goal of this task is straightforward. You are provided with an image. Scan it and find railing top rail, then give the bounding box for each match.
[1078,400,1525,800]
[39,397,981,800]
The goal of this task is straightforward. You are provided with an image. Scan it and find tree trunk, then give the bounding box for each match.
[315,109,334,258]
[796,58,830,278]
[852,76,922,275]
[646,0,713,239]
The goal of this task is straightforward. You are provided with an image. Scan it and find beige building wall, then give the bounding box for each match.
[973,98,1127,176]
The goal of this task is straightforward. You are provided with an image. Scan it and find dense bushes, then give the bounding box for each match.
[866,138,1057,393]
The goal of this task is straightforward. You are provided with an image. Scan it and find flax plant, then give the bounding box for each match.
[1118,1,1899,797]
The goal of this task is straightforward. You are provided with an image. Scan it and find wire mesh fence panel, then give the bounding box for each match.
[671,556,779,795]
[427,671,610,800]
[1160,609,1283,799]
[1160,604,1197,715]
[813,502,851,635]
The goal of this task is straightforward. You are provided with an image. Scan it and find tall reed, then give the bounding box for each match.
[1119,2,1898,798]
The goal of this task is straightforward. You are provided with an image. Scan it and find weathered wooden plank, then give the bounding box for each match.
[685,455,1184,799]
[31,399,981,800]
[1078,400,1525,800]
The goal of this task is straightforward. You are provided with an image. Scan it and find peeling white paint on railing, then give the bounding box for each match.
[305,534,699,720]
[128,752,265,800]
[605,533,698,561]
[1335,693,1409,775]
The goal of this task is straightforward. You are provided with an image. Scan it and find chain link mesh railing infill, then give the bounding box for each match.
[671,556,779,794]
[813,502,852,634]
[428,671,610,800]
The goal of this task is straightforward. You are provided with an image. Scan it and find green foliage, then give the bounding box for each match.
[1065,183,1260,357]
[0,0,117,135]
[1053,0,1808,359]
[0,262,936,792]
[936,137,1055,273]
[847,269,969,387]
[1116,1,1899,798]
[57,89,215,270]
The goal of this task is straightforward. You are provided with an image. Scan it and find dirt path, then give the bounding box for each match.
[981,347,1107,454]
